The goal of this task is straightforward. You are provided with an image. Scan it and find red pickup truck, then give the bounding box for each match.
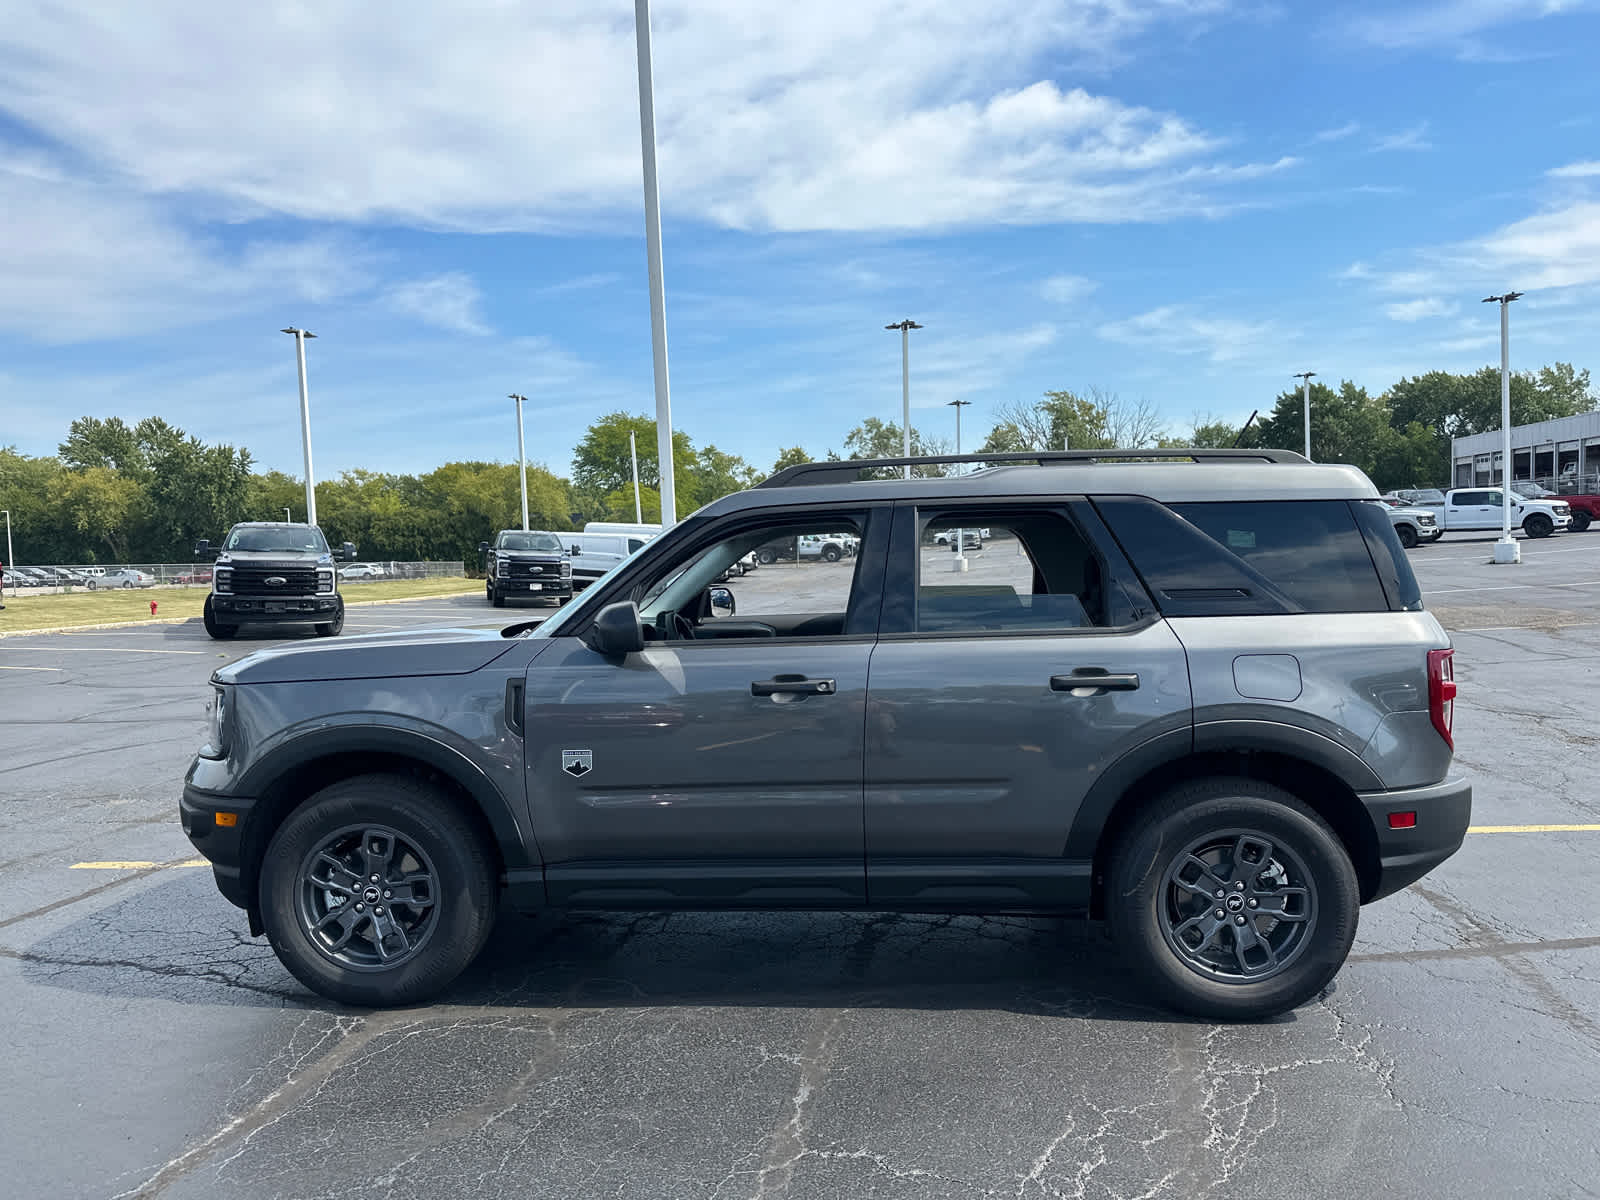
[1513,482,1598,532]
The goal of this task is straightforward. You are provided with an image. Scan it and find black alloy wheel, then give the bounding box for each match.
[314,603,344,638]
[1396,523,1418,549]
[1525,513,1554,538]
[202,595,238,640]
[1571,511,1592,533]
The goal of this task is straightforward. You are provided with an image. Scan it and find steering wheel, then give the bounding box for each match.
[655,609,697,642]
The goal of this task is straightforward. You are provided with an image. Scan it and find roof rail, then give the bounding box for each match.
[757,447,1310,489]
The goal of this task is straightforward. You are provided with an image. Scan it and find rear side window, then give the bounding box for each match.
[1095,498,1392,615]
[1351,501,1424,612]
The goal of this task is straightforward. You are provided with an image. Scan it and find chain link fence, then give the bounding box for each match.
[4,561,465,595]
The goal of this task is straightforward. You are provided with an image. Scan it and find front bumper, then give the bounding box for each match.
[494,578,573,597]
[211,594,342,622]
[1358,775,1472,901]
[181,783,259,911]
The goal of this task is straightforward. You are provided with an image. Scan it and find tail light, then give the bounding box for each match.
[1427,648,1456,748]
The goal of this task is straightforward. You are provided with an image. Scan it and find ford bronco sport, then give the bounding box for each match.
[182,449,1470,1019]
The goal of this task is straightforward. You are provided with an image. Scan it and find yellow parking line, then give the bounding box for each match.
[70,859,209,870]
[1469,824,1600,834]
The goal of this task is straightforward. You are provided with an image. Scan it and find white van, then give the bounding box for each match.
[564,530,655,587]
[582,521,663,537]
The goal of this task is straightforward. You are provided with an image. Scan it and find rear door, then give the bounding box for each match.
[862,500,1191,910]
[1446,490,1496,529]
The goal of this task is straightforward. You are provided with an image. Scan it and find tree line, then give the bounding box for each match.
[2,361,1593,564]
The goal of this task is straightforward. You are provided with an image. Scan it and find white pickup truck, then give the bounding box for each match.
[1434,487,1571,539]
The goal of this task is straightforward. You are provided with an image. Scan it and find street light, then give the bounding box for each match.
[2,509,12,600]
[1483,291,1525,564]
[281,328,318,526]
[886,319,923,478]
[947,400,971,572]
[509,394,530,531]
[634,0,677,528]
[282,508,292,523]
[1293,371,1316,461]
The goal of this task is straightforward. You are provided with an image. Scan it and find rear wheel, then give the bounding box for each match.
[755,548,777,565]
[1396,524,1418,549]
[258,774,498,1007]
[1525,513,1554,538]
[821,544,842,563]
[1105,777,1360,1020]
[1572,511,1592,533]
[202,595,238,640]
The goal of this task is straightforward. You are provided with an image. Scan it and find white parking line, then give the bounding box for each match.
[1424,578,1600,595]
[0,664,65,671]
[0,645,205,655]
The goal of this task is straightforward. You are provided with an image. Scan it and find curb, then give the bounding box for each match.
[0,585,481,639]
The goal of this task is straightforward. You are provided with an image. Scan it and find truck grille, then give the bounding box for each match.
[509,561,565,579]
[230,566,321,595]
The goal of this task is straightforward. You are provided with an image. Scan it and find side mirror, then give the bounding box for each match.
[477,541,491,555]
[570,543,581,556]
[193,539,212,559]
[586,601,645,657]
[709,586,736,618]
[341,542,358,561]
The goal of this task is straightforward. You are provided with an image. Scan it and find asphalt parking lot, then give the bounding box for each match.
[4,547,1600,1200]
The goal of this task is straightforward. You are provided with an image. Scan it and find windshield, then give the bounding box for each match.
[224,525,331,554]
[498,532,564,552]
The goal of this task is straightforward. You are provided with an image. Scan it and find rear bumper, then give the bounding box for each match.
[211,594,342,622]
[181,783,258,910]
[1358,775,1472,901]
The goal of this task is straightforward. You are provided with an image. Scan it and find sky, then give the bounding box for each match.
[3,0,1600,484]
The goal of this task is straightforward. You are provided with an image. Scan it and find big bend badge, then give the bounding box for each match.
[561,750,593,779]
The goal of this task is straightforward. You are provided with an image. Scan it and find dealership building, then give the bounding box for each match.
[1451,411,1600,490]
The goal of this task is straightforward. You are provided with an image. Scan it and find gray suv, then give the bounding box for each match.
[181,450,1470,1019]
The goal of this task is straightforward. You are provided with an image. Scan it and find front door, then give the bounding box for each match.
[864,502,1191,910]
[1447,490,1498,529]
[524,506,886,908]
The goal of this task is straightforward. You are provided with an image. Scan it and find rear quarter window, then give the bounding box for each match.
[1096,497,1394,615]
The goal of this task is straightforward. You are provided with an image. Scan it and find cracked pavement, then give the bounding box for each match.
[4,572,1600,1199]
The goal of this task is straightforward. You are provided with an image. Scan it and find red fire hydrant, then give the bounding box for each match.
[149,600,158,617]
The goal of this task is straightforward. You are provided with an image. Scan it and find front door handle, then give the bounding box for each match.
[752,675,836,697]
[1051,670,1140,693]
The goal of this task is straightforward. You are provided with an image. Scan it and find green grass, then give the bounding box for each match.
[0,577,481,634]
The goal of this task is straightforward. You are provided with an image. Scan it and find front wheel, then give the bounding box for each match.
[202,595,238,640]
[755,548,777,565]
[1396,524,1418,549]
[1524,513,1554,539]
[314,602,344,637]
[258,774,498,1007]
[1571,511,1592,533]
[1105,777,1360,1020]
[821,545,842,563]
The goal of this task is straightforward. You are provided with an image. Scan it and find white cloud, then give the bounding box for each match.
[1040,274,1099,303]
[383,273,491,336]
[1472,200,1600,289]
[1384,297,1457,321]
[1548,161,1600,179]
[1347,1,1593,50]
[1371,123,1433,152]
[1096,305,1275,363]
[0,1,1287,236]
[1314,121,1361,142]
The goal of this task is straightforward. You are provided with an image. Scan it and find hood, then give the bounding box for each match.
[218,548,334,566]
[497,550,566,560]
[217,627,519,685]
[1389,505,1435,518]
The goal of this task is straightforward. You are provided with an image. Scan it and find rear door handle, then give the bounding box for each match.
[752,675,836,697]
[1051,670,1140,693]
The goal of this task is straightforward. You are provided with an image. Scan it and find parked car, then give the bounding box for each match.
[339,563,385,580]
[9,567,51,587]
[1434,488,1570,538]
[195,522,356,639]
[173,567,214,585]
[182,447,1468,1021]
[753,532,858,564]
[563,531,653,589]
[479,531,573,607]
[1383,502,1442,548]
[1513,480,1598,532]
[1383,488,1445,508]
[94,569,156,589]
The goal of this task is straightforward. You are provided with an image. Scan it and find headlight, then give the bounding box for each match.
[560,562,571,576]
[317,569,334,593]
[497,560,509,577]
[213,567,233,594]
[201,685,230,760]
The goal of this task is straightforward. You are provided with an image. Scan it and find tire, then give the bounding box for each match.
[87,580,98,590]
[257,774,498,1007]
[1105,777,1360,1021]
[121,580,134,589]
[1524,513,1554,539]
[314,602,345,638]
[821,545,842,563]
[491,585,506,608]
[202,595,238,640]
[1396,523,1418,549]
[1572,511,1592,533]
[755,548,777,565]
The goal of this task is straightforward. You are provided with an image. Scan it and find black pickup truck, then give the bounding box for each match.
[195,522,356,640]
[479,530,573,607]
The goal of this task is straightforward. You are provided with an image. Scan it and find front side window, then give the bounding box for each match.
[914,510,1121,633]
[635,515,870,641]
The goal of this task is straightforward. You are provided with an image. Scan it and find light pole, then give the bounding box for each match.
[2,509,12,599]
[282,507,292,523]
[634,0,677,528]
[948,400,971,571]
[1293,371,1316,461]
[509,394,530,531]
[1483,292,1524,564]
[886,319,923,478]
[629,430,643,523]
[281,328,319,526]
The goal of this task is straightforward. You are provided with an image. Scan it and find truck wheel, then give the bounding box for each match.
[491,586,506,607]
[1572,512,1592,533]
[1524,513,1554,538]
[258,774,498,1007]
[314,602,344,637]
[87,579,98,590]
[756,548,777,565]
[1396,524,1418,549]
[821,544,842,563]
[202,595,238,640]
[1105,777,1360,1020]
